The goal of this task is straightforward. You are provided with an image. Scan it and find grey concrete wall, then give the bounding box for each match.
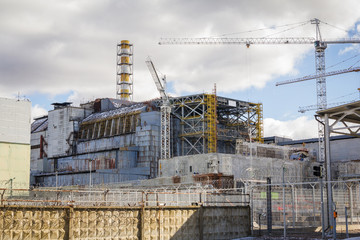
[35,111,162,187]
[30,130,47,173]
[47,107,87,158]
[0,205,250,240]
[160,153,316,183]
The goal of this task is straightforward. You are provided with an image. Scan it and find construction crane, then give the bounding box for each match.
[159,18,360,164]
[298,100,357,113]
[160,19,360,111]
[277,66,360,86]
[277,66,360,112]
[145,57,171,160]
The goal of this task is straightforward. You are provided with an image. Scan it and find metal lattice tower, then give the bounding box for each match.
[160,105,171,159]
[312,18,327,165]
[312,18,328,110]
[116,40,133,101]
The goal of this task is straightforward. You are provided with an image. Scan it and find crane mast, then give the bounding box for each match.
[145,57,171,161]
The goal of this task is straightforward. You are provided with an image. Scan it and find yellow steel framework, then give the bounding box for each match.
[171,94,261,156]
[254,103,264,143]
[205,94,217,153]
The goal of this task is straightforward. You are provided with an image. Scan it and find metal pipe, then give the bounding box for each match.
[345,207,349,238]
[324,113,334,234]
[56,171,58,190]
[333,203,337,240]
[291,184,295,228]
[320,177,325,239]
[283,167,286,238]
[311,184,316,222]
[89,159,93,188]
[350,185,354,224]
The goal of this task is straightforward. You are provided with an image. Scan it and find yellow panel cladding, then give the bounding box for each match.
[121,56,130,64]
[205,94,217,153]
[0,142,30,189]
[121,74,130,82]
[120,40,130,48]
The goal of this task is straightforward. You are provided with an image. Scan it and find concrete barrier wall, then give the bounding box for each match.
[0,205,250,240]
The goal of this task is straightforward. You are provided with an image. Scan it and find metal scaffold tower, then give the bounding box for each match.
[254,103,264,143]
[160,105,171,159]
[171,94,261,156]
[172,94,209,155]
[116,40,133,101]
[205,92,217,153]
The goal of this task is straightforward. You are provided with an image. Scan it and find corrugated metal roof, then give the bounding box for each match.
[316,100,360,124]
[109,98,133,108]
[278,134,358,145]
[82,103,146,124]
[31,117,48,133]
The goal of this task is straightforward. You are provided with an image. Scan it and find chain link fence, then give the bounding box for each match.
[248,179,360,238]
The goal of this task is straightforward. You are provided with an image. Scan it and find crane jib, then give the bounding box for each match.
[159,37,315,45]
[159,37,360,46]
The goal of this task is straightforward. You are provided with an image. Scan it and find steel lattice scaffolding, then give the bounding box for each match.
[170,94,263,156]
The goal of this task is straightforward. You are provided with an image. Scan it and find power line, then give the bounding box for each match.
[328,91,359,102]
[349,59,360,68]
[320,20,349,33]
[261,22,308,38]
[326,53,360,70]
[210,20,309,38]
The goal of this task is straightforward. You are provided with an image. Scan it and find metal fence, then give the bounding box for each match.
[0,186,249,208]
[2,178,360,238]
[248,179,360,238]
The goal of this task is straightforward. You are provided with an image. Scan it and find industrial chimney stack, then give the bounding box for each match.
[116,40,133,100]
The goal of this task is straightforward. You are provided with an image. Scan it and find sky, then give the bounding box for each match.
[1,0,360,140]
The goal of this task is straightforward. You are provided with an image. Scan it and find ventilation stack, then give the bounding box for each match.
[116,40,133,100]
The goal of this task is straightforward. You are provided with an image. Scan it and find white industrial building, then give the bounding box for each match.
[0,97,31,189]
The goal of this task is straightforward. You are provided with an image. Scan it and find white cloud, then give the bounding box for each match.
[339,44,360,55]
[1,0,360,102]
[31,104,47,121]
[264,116,318,140]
